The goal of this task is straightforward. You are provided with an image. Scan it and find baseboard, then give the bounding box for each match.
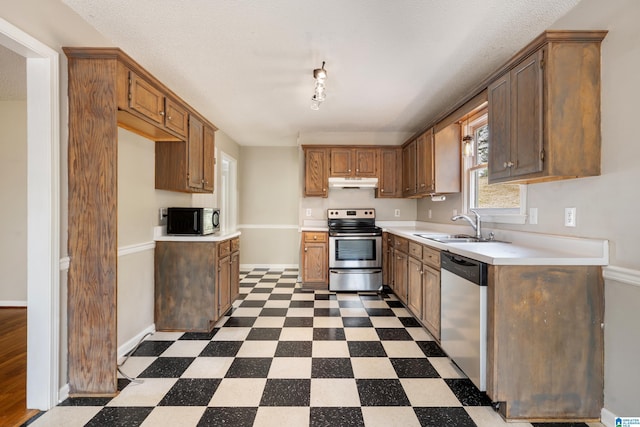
[58,383,69,403]
[0,300,27,307]
[601,408,617,427]
[117,324,156,362]
[240,264,299,271]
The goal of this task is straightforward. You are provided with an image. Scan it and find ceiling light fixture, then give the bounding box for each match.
[311,61,327,110]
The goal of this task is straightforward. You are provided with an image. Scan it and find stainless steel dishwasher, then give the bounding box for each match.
[440,251,488,391]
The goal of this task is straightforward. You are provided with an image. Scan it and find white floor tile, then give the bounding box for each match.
[253,407,310,427]
[400,378,462,407]
[208,378,267,406]
[181,357,234,378]
[140,406,206,427]
[29,406,102,427]
[268,357,312,378]
[361,407,421,427]
[351,357,398,379]
[160,340,208,357]
[236,340,278,357]
[310,379,361,406]
[106,378,177,407]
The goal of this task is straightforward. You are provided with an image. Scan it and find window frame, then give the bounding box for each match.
[461,109,527,224]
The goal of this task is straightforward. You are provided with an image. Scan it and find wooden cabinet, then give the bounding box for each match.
[416,129,434,195]
[407,255,423,318]
[155,117,216,193]
[421,245,441,340]
[393,236,409,303]
[402,140,417,197]
[487,31,606,184]
[329,148,377,177]
[154,237,240,333]
[301,232,328,287]
[303,147,328,197]
[377,148,402,198]
[486,265,603,421]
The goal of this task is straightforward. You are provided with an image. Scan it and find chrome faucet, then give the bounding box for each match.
[451,209,482,239]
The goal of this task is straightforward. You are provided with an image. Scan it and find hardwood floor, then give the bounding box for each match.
[0,308,40,427]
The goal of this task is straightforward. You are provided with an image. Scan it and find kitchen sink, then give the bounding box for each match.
[413,233,509,243]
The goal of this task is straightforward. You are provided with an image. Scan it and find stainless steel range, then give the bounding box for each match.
[328,209,383,292]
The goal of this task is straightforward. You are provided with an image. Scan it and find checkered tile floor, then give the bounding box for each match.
[28,269,604,427]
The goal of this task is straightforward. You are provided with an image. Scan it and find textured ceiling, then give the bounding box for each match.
[0,44,26,101]
[58,1,580,146]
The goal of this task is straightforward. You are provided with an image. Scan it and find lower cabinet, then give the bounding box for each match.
[393,248,408,304]
[407,256,423,318]
[301,232,328,288]
[421,264,440,340]
[154,236,240,332]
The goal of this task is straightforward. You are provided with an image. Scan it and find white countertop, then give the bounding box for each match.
[382,223,608,266]
[154,226,241,242]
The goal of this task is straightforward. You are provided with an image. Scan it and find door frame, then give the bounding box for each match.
[0,18,60,410]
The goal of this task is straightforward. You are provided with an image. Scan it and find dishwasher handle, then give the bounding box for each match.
[441,251,487,286]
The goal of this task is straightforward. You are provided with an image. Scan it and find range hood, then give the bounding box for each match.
[328,177,378,189]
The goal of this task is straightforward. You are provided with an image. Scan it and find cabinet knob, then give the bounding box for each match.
[420,183,425,187]
[381,189,384,193]
[159,111,165,116]
[356,169,359,172]
[304,247,308,252]
[313,235,317,240]
[168,115,172,120]
[323,188,326,192]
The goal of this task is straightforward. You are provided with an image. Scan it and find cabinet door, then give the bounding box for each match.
[407,256,423,318]
[416,129,434,195]
[164,98,189,138]
[402,141,416,197]
[304,148,328,197]
[394,250,408,304]
[378,148,401,198]
[218,255,231,315]
[230,251,240,301]
[510,50,544,178]
[488,72,512,182]
[354,149,377,177]
[203,125,215,192]
[302,242,328,284]
[330,148,352,176]
[188,116,204,189]
[422,264,440,340]
[129,71,164,124]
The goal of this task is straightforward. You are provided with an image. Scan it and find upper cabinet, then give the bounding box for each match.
[402,140,417,197]
[329,148,377,177]
[487,31,606,184]
[377,148,402,198]
[304,147,328,197]
[416,129,434,195]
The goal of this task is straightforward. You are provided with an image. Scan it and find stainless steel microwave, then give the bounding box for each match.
[167,207,220,235]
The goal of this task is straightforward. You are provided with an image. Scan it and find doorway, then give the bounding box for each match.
[0,18,60,410]
[220,152,237,233]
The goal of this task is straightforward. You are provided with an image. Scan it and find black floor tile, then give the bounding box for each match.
[348,341,387,357]
[59,396,114,406]
[225,357,272,378]
[416,340,447,357]
[365,308,396,316]
[390,358,440,378]
[531,423,590,427]
[138,357,194,378]
[275,283,296,288]
[260,379,311,406]
[398,317,422,327]
[246,327,282,340]
[313,327,346,340]
[284,317,314,327]
[314,308,341,317]
[413,407,476,427]
[259,308,288,317]
[445,379,496,406]
[180,330,218,340]
[386,300,405,308]
[239,300,266,308]
[129,340,173,357]
[312,358,354,378]
[223,316,257,327]
[85,407,153,427]
[197,407,257,427]
[310,407,365,427]
[117,378,130,391]
[268,293,293,300]
[199,341,243,357]
[289,300,315,308]
[275,341,313,357]
[342,317,373,328]
[315,294,337,300]
[338,300,364,308]
[358,294,382,300]
[159,378,221,406]
[356,379,410,406]
[376,328,413,341]
[260,278,279,283]
[251,288,274,294]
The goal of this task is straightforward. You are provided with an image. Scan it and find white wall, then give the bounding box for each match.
[416,0,640,418]
[0,101,27,303]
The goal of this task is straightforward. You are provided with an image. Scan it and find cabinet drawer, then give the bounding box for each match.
[394,236,409,253]
[218,240,231,258]
[230,237,240,253]
[409,241,422,259]
[304,232,327,243]
[422,245,440,269]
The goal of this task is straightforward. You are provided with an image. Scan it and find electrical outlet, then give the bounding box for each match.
[306,208,312,217]
[529,208,538,225]
[428,209,432,219]
[394,209,401,217]
[159,208,168,223]
[564,207,577,227]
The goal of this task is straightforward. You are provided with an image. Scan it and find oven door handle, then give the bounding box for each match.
[329,233,381,237]
[330,269,382,274]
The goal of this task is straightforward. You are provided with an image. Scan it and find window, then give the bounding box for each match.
[462,109,526,224]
